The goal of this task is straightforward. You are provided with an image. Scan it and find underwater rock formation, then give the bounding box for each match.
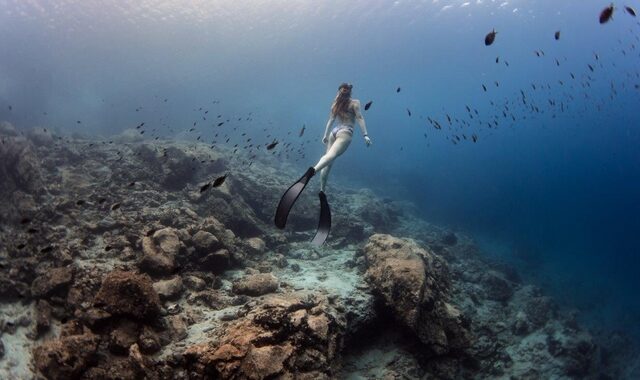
[183,292,345,379]
[0,134,634,379]
[363,234,471,355]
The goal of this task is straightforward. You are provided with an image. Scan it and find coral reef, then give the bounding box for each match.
[0,126,638,379]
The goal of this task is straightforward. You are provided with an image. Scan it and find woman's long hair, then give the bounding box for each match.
[331,83,354,120]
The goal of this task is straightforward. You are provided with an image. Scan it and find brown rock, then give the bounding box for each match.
[108,320,139,355]
[232,273,279,296]
[93,270,161,322]
[183,292,344,379]
[199,248,231,273]
[33,332,100,380]
[31,266,73,298]
[138,326,161,354]
[35,299,52,336]
[192,230,220,251]
[246,237,266,255]
[364,234,471,355]
[153,276,183,301]
[239,344,294,379]
[139,235,177,277]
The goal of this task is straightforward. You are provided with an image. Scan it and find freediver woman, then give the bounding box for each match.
[274,82,372,245]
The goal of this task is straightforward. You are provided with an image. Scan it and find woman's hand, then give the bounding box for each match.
[322,136,329,145]
[364,136,372,147]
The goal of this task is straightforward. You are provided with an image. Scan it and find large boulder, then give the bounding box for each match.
[232,273,279,297]
[138,228,180,276]
[364,234,471,355]
[183,292,345,379]
[0,130,45,223]
[31,266,74,299]
[93,270,161,322]
[32,331,100,380]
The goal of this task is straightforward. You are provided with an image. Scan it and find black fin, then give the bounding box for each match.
[311,191,331,246]
[274,167,315,229]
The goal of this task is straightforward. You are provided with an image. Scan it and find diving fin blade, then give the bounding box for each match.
[311,191,331,246]
[275,167,315,229]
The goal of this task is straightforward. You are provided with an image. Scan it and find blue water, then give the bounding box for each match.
[1,1,639,339]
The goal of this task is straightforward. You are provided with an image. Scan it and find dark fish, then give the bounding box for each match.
[484,29,497,46]
[98,197,107,204]
[146,229,156,237]
[128,181,136,187]
[555,30,561,40]
[266,141,278,150]
[299,125,305,137]
[200,182,212,193]
[20,217,32,225]
[396,87,401,93]
[111,203,121,211]
[40,246,53,254]
[364,100,373,111]
[406,108,412,117]
[77,120,81,124]
[27,228,38,234]
[76,200,86,206]
[588,64,594,72]
[472,134,478,143]
[212,174,227,187]
[600,4,614,24]
[482,84,487,92]
[104,245,113,252]
[8,105,12,111]
[625,6,636,16]
[217,122,224,126]
[496,56,499,63]
[17,243,26,249]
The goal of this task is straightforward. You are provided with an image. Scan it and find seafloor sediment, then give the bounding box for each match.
[1,121,639,379]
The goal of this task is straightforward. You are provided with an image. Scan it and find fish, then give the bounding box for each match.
[217,122,224,126]
[484,29,497,46]
[625,6,636,16]
[104,245,113,252]
[396,87,401,93]
[482,84,487,92]
[600,4,614,24]
[128,181,136,187]
[200,182,212,193]
[40,246,54,254]
[27,228,38,234]
[472,134,478,143]
[299,125,305,137]
[364,101,373,111]
[212,174,227,187]
[555,30,561,40]
[98,197,107,204]
[266,141,278,150]
[8,105,12,111]
[16,243,26,249]
[20,217,32,225]
[407,108,412,117]
[496,56,500,63]
[588,64,594,72]
[76,200,86,206]
[111,203,121,211]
